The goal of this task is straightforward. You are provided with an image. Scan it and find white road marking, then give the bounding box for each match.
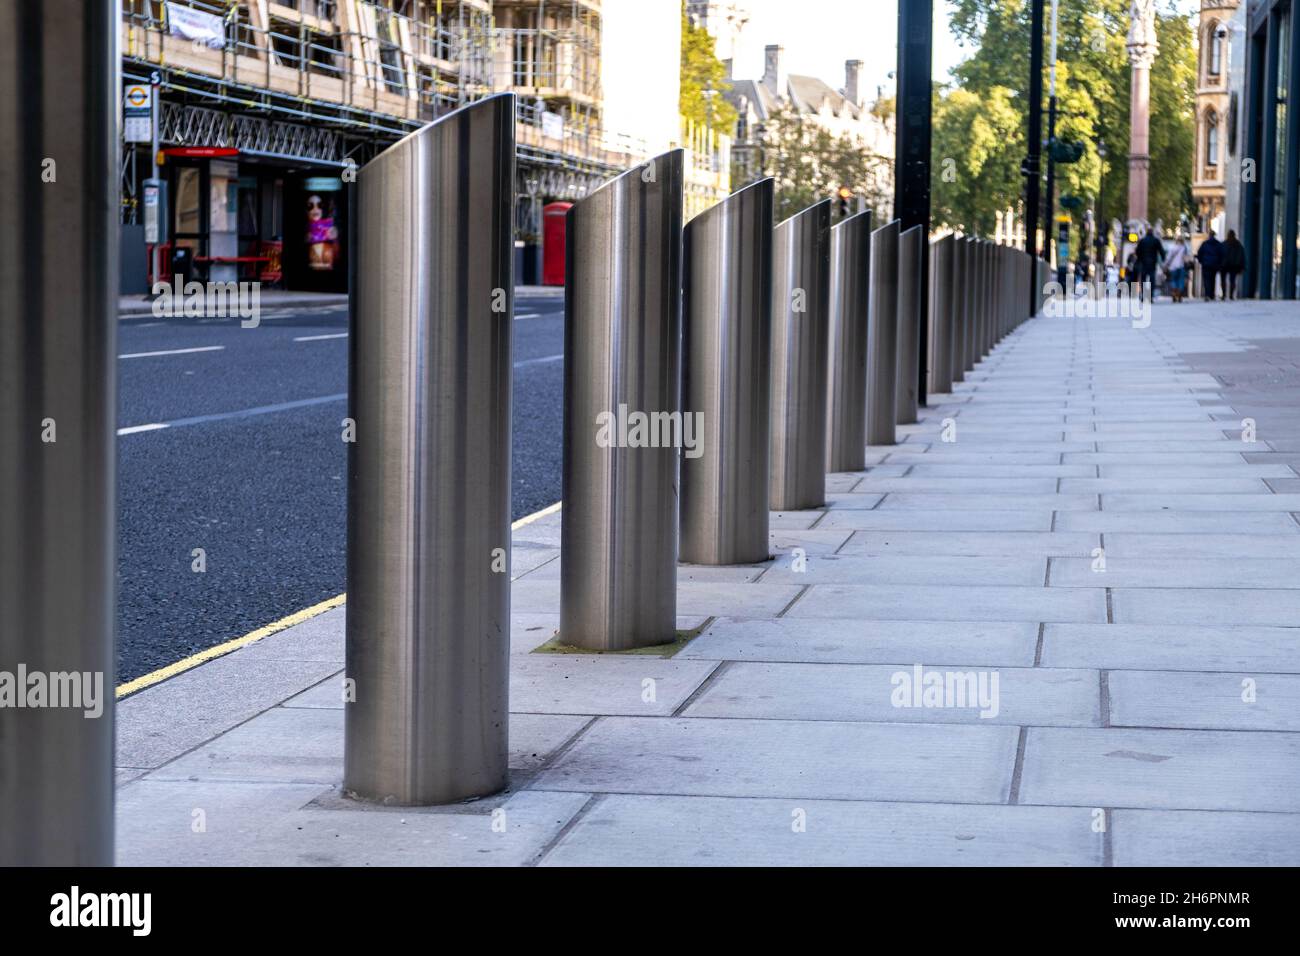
[117,423,169,436]
[293,332,349,342]
[514,353,563,368]
[118,345,226,359]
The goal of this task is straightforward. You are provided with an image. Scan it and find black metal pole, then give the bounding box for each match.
[1023,0,1044,315]
[895,0,932,405]
[1045,93,1056,263]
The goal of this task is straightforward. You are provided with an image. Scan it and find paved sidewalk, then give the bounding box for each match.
[116,298,1300,866]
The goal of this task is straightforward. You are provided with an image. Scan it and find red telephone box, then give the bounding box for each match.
[542,201,573,286]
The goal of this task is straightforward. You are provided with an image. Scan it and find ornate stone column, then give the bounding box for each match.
[1127,0,1159,224]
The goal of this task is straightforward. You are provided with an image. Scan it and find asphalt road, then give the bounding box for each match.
[116,294,565,682]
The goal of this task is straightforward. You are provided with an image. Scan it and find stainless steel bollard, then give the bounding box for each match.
[927,235,954,395]
[770,200,832,509]
[950,237,968,384]
[896,224,923,424]
[681,178,774,565]
[964,238,981,374]
[562,150,684,649]
[865,219,900,446]
[346,94,515,805]
[825,210,873,472]
[0,0,118,866]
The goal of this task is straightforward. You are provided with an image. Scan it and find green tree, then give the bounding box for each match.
[933,0,1195,237]
[746,103,892,222]
[680,4,738,131]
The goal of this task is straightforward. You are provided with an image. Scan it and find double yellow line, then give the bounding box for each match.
[116,501,562,699]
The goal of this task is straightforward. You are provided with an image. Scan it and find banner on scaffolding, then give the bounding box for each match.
[166,2,226,50]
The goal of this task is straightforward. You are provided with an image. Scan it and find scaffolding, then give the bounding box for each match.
[119,1,630,236]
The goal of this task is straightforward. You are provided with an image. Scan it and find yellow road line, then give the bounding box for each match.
[115,500,562,698]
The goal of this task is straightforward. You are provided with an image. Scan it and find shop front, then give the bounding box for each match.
[132,146,348,294]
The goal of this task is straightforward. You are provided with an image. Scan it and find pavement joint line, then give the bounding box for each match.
[1104,587,1114,624]
[117,500,562,697]
[774,584,811,618]
[527,793,602,866]
[1103,809,1114,867]
[1100,671,1111,728]
[1032,623,1045,666]
[670,659,729,717]
[1007,726,1028,805]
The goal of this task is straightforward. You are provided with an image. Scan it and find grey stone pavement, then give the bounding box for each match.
[116,298,1300,866]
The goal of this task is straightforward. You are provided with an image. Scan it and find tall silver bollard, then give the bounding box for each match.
[928,235,954,395]
[950,237,968,385]
[346,94,515,805]
[865,219,900,445]
[896,224,923,424]
[825,210,873,472]
[961,238,977,374]
[0,0,118,866]
[770,200,832,509]
[562,150,684,649]
[681,178,774,565]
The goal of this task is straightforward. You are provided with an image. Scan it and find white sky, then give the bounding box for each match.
[724,0,1201,100]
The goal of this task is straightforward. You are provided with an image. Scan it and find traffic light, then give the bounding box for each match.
[836,185,852,219]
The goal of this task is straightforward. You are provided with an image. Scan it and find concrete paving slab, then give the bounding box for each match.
[149,706,590,782]
[1054,511,1300,534]
[1102,493,1300,511]
[531,716,1019,803]
[844,477,1060,494]
[1062,478,1269,494]
[541,795,1103,867]
[877,493,1098,511]
[788,583,1107,623]
[510,576,803,618]
[1050,556,1300,589]
[117,654,345,770]
[117,782,588,867]
[840,531,1098,557]
[1102,532,1300,557]
[817,509,1053,531]
[758,553,1046,586]
[680,617,1039,666]
[1041,623,1300,673]
[1108,670,1300,732]
[1019,727,1300,812]
[682,662,1099,726]
[1113,587,1300,625]
[1111,809,1300,866]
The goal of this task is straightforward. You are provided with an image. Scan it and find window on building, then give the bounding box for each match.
[1208,23,1223,76]
[375,10,408,95]
[1206,113,1219,167]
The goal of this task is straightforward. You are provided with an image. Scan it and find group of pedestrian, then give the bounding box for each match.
[1194,229,1247,300]
[1129,227,1247,303]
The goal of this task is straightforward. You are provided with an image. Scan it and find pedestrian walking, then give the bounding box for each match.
[1135,227,1164,302]
[1196,229,1226,301]
[1165,236,1190,303]
[1223,229,1246,300]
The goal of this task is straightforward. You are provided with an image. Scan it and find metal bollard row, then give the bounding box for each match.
[342,129,1054,808]
[924,236,1041,399]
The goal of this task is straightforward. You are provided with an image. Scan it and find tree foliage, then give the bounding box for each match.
[932,0,1195,236]
[679,3,738,130]
[738,103,893,223]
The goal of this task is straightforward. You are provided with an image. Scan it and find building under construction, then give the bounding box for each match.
[119,0,641,290]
